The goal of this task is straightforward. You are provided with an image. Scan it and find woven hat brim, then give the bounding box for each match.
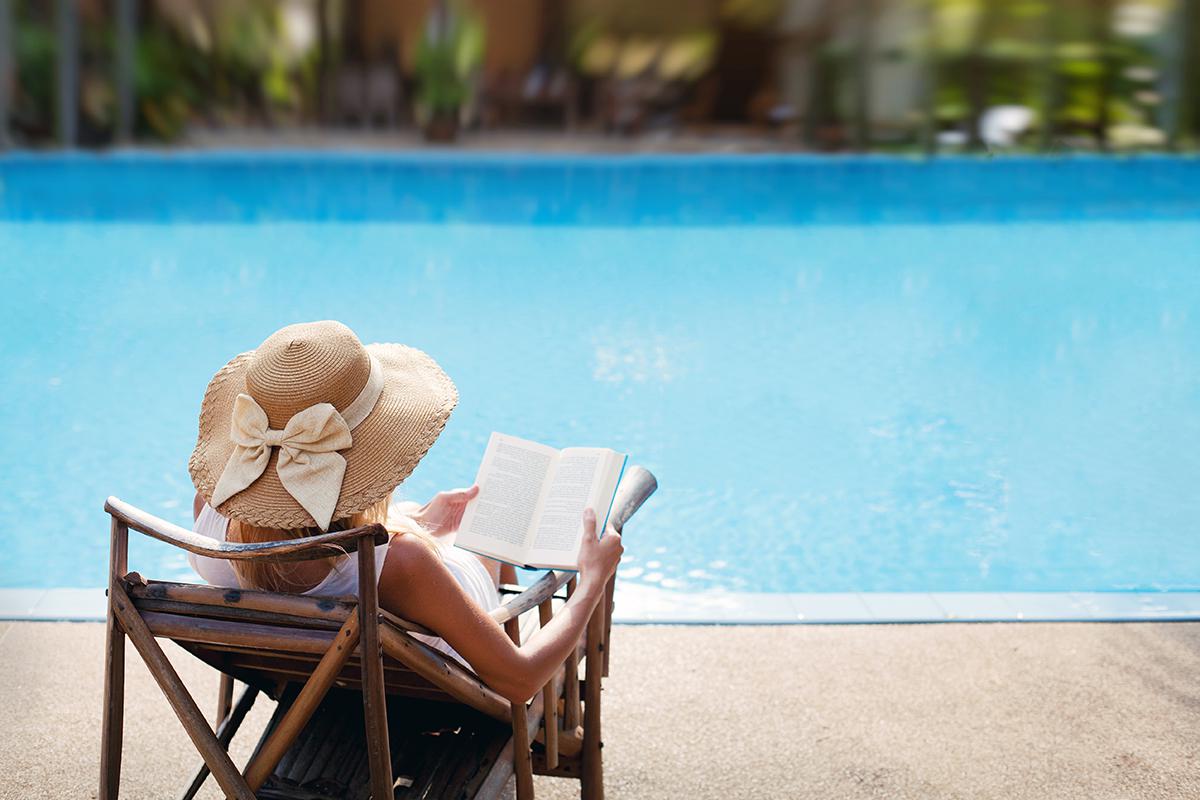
[188,342,457,529]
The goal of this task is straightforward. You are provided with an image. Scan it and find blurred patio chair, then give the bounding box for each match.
[364,63,404,128]
[481,66,578,130]
[98,466,656,800]
[586,34,717,135]
[329,65,366,127]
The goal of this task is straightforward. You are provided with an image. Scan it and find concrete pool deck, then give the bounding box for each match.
[1,621,1198,799]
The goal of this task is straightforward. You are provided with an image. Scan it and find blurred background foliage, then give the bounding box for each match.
[1,0,1197,151]
[413,2,484,115]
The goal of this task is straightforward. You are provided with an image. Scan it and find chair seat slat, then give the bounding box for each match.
[133,597,348,633]
[141,611,340,655]
[130,579,437,636]
[134,579,356,617]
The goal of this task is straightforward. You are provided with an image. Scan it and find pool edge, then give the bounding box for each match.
[4,588,1200,624]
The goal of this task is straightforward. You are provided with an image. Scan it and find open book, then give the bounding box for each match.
[455,432,628,570]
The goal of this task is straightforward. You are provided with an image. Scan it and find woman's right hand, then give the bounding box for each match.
[577,507,623,588]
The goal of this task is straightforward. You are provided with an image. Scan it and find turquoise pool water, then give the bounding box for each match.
[1,154,1198,594]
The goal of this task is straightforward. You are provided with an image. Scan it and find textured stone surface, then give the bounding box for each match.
[1,622,1199,799]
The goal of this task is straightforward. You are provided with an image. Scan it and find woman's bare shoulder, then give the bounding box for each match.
[381,532,442,576]
[377,533,460,617]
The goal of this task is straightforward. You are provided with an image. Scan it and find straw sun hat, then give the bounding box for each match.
[188,321,457,531]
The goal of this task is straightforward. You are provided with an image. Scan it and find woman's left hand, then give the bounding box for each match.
[413,485,480,536]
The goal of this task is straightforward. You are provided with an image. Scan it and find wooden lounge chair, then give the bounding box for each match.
[99,466,657,800]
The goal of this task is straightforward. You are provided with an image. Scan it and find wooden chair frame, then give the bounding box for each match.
[99,466,656,800]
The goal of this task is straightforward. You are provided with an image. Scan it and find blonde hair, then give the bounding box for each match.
[227,491,433,593]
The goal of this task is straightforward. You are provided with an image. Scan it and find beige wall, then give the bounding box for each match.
[475,0,544,75]
[358,0,428,68]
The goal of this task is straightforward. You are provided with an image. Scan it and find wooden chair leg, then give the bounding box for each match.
[538,599,559,771]
[108,581,256,800]
[581,585,606,800]
[180,683,259,800]
[357,538,394,800]
[99,518,128,800]
[563,578,581,730]
[215,673,234,728]
[504,618,535,800]
[602,572,616,677]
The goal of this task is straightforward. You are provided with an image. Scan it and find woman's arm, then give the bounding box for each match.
[377,508,621,704]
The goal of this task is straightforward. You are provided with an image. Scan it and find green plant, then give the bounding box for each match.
[134,25,205,140]
[414,39,466,114]
[414,4,485,117]
[11,5,55,137]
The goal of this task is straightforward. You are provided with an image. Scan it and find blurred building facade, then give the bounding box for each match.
[0,0,1197,151]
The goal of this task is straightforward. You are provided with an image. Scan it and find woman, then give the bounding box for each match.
[186,320,622,705]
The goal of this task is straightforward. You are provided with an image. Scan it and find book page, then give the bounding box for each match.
[528,447,625,568]
[456,433,558,562]
[530,449,605,555]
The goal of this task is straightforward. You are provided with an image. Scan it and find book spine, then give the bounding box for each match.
[598,455,628,537]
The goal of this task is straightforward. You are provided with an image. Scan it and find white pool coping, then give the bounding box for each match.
[4,586,1200,624]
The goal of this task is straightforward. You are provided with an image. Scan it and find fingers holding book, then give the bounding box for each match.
[578,506,623,587]
[415,484,480,536]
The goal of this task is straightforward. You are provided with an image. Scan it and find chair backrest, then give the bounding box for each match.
[104,462,658,720]
[104,496,513,721]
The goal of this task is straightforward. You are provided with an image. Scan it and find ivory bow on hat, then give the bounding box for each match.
[209,394,353,530]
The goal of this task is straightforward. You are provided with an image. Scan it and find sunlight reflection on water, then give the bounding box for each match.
[1,215,1198,592]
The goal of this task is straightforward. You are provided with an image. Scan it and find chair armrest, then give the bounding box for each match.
[488,464,658,625]
[104,496,390,563]
[497,583,567,598]
[607,464,657,535]
[490,571,574,625]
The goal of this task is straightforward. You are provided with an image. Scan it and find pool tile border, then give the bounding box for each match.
[5,588,1200,624]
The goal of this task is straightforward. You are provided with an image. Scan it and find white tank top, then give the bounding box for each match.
[188,503,499,664]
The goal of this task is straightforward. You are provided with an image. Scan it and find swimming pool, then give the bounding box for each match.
[2,153,1199,622]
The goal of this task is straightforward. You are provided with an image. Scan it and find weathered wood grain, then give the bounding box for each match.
[99,517,128,800]
[356,539,394,800]
[581,586,606,800]
[563,577,582,731]
[108,581,255,800]
[504,618,535,800]
[491,570,575,625]
[539,598,560,770]
[104,496,389,563]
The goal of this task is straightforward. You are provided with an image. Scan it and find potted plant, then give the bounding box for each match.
[414,3,484,143]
